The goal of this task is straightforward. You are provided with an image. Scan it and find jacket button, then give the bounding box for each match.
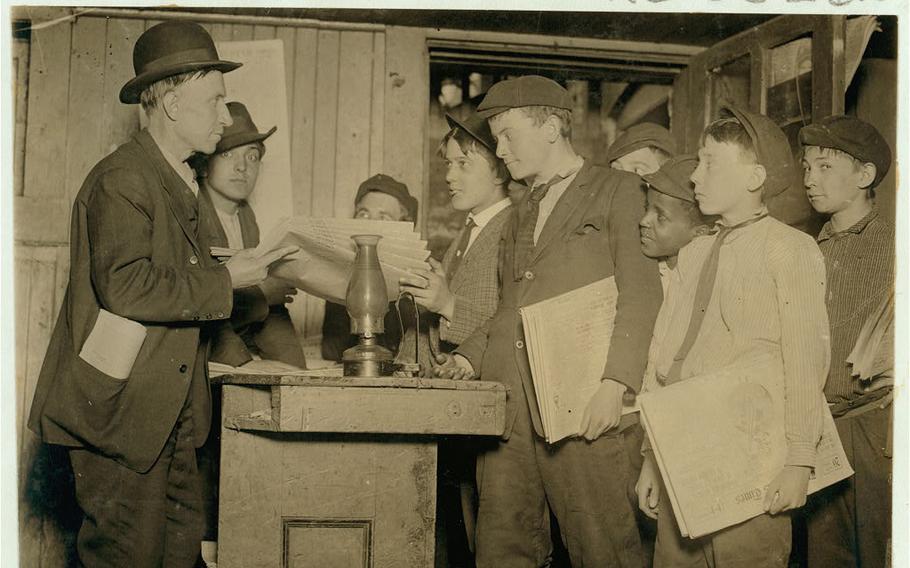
[216,312,225,318]
[524,271,534,280]
[179,364,188,373]
[189,255,198,265]
[515,340,524,349]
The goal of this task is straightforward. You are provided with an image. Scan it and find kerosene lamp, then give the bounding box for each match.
[342,235,395,377]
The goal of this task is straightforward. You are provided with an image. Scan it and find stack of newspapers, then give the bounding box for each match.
[519,277,637,444]
[211,217,431,304]
[638,357,853,539]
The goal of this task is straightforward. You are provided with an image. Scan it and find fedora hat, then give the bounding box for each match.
[120,21,241,104]
[216,102,277,154]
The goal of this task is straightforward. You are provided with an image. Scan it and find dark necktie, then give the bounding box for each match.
[665,213,768,383]
[513,173,569,279]
[446,217,476,281]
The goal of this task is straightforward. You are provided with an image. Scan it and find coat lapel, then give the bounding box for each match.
[197,185,229,249]
[526,160,596,266]
[136,130,201,253]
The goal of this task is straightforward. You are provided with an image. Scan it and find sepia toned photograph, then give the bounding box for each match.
[4,3,906,567]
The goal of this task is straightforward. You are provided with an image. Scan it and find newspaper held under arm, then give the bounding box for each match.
[519,277,638,444]
[638,355,852,539]
[216,217,432,304]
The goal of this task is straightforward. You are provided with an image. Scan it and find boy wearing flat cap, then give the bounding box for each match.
[607,122,677,177]
[437,75,663,567]
[799,116,894,568]
[321,173,417,362]
[645,107,830,567]
[26,21,296,567]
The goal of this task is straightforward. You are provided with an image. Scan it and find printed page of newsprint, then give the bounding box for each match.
[1,1,906,566]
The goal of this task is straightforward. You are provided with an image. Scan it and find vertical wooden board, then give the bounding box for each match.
[383,27,428,229]
[65,16,107,208]
[334,31,375,219]
[253,24,277,40]
[210,23,233,42]
[290,27,318,217]
[22,248,60,444]
[101,18,144,154]
[53,246,70,317]
[14,248,34,444]
[669,67,691,153]
[231,24,255,41]
[369,32,386,177]
[276,26,296,124]
[22,7,72,200]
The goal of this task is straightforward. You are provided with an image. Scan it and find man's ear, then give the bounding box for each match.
[161,89,180,122]
[746,163,767,193]
[543,115,561,144]
[857,162,877,190]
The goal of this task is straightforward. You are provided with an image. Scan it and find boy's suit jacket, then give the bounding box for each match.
[196,186,306,368]
[456,160,662,439]
[28,130,233,473]
[439,204,513,346]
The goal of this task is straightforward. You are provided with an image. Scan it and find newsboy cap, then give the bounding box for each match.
[718,106,796,198]
[799,116,892,188]
[642,155,699,204]
[476,75,573,119]
[355,174,418,221]
[606,123,677,163]
[120,21,241,104]
[216,102,277,155]
[445,111,497,153]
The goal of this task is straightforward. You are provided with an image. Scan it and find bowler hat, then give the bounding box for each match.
[216,102,277,154]
[476,75,573,119]
[643,155,699,203]
[607,123,676,163]
[719,106,796,198]
[445,111,497,152]
[120,21,241,104]
[355,174,418,221]
[799,116,891,187]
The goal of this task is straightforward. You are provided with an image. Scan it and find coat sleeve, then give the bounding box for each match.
[209,322,255,367]
[86,167,233,322]
[253,306,308,368]
[603,175,663,392]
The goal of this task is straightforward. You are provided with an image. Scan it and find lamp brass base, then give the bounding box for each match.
[342,340,394,377]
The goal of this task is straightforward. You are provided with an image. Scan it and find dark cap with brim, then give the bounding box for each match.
[607,122,676,163]
[642,155,698,203]
[355,174,418,221]
[215,102,276,154]
[120,21,241,104]
[719,106,795,198]
[445,111,496,152]
[476,75,573,119]
[799,115,891,187]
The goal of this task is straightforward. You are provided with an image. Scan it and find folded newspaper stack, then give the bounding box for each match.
[211,217,431,304]
[638,356,853,539]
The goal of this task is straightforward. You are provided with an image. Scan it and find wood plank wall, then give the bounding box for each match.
[14,7,428,564]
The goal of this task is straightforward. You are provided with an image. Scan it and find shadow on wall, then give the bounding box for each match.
[22,442,81,566]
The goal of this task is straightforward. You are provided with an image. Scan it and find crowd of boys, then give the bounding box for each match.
[26,19,894,568]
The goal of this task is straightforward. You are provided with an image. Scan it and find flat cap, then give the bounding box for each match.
[446,110,496,152]
[642,155,699,203]
[355,174,418,221]
[799,115,892,187]
[476,75,573,119]
[720,106,796,198]
[606,122,676,163]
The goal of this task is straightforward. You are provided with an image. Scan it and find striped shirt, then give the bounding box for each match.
[653,213,830,467]
[817,209,894,403]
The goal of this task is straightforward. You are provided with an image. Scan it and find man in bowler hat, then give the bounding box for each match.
[27,21,295,567]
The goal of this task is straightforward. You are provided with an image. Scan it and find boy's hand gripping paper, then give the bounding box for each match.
[519,277,637,444]
[638,357,853,539]
[78,309,147,380]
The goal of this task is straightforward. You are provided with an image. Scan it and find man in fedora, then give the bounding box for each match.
[27,21,296,567]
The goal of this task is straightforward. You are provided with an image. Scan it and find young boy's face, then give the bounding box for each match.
[691,136,754,217]
[443,138,503,215]
[489,108,553,182]
[354,191,408,222]
[206,142,262,203]
[639,188,701,260]
[611,147,663,176]
[802,146,869,215]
